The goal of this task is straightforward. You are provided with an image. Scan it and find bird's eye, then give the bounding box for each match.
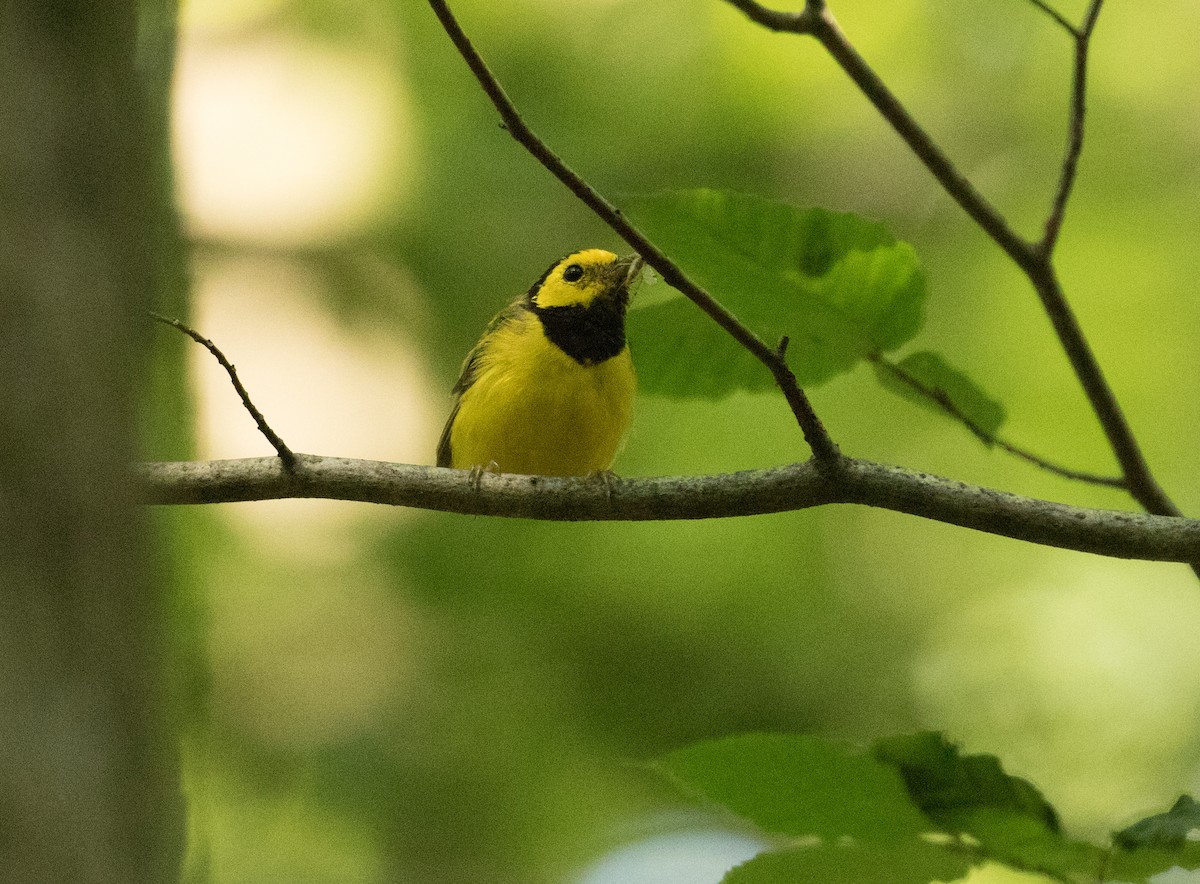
[562,264,584,283]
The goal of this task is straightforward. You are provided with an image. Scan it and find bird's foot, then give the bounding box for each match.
[467,461,500,491]
[584,469,621,501]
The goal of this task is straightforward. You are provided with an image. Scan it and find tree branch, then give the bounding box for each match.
[426,0,839,464]
[725,0,1036,269]
[721,0,1194,573]
[150,311,297,469]
[137,455,1200,563]
[148,2,1197,578]
[1039,0,1105,256]
[1024,268,1185,523]
[723,0,820,32]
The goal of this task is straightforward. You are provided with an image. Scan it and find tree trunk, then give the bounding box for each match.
[0,3,183,881]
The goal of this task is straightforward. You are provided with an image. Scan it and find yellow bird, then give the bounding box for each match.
[437,248,642,476]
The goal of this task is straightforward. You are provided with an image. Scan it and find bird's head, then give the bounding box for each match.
[528,248,644,312]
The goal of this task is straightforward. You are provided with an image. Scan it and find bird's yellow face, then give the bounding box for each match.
[530,249,642,310]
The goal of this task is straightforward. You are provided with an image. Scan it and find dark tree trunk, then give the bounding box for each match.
[0,3,184,881]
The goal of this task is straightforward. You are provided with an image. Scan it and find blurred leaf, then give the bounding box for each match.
[658,733,932,841]
[955,810,1107,882]
[873,351,1006,440]
[722,841,974,884]
[659,731,1200,883]
[873,732,1060,836]
[1115,795,1200,851]
[623,189,926,398]
[872,732,1111,880]
[1109,794,1200,879]
[1108,843,1200,883]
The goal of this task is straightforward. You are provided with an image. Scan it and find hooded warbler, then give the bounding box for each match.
[437,248,642,476]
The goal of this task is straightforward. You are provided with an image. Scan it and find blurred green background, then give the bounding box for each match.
[155,0,1200,880]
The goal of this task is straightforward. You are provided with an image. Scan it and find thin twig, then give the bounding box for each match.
[149,311,297,470]
[723,0,819,32]
[1040,0,1105,255]
[137,455,1200,563]
[871,354,1126,488]
[426,0,840,465]
[1024,0,1079,37]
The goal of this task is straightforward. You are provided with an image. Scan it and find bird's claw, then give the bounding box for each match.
[585,469,621,501]
[467,461,500,491]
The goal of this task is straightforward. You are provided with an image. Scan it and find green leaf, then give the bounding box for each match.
[658,732,1200,884]
[623,189,926,398]
[1115,796,1200,851]
[1107,795,1200,881]
[657,734,933,841]
[872,732,1059,835]
[872,732,1110,880]
[954,810,1106,881]
[873,351,1006,440]
[1108,843,1200,883]
[722,841,975,884]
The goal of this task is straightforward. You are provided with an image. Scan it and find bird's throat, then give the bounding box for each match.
[534,299,627,365]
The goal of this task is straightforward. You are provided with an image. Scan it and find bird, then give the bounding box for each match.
[436,248,643,477]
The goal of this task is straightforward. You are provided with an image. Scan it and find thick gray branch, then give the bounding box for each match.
[138,455,1200,563]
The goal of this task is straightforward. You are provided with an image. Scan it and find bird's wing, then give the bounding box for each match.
[435,398,461,467]
[436,298,528,468]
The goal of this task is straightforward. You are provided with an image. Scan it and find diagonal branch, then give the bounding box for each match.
[426,0,839,464]
[150,311,297,469]
[137,455,1200,564]
[723,0,1036,270]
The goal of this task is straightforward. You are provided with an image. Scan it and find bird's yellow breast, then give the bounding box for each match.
[447,311,635,476]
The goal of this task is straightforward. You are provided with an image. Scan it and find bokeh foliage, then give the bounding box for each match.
[661,732,1200,882]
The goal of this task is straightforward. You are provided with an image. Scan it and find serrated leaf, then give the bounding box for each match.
[722,841,974,884]
[873,732,1060,836]
[871,732,1115,881]
[873,351,1006,440]
[657,734,932,842]
[623,189,926,398]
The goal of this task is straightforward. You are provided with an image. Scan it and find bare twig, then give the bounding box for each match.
[871,355,1126,488]
[1040,0,1105,255]
[723,0,819,32]
[137,455,1200,563]
[1022,0,1188,552]
[426,0,840,465]
[149,312,297,469]
[1024,0,1078,37]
